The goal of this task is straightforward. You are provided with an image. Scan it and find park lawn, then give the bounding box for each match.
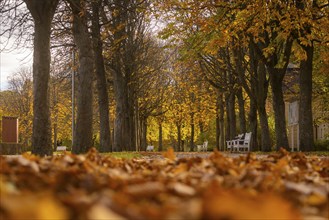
[1,148,328,220]
[252,150,329,157]
[103,151,143,159]
[28,151,143,159]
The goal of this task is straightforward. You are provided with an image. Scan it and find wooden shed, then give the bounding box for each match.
[2,116,19,143]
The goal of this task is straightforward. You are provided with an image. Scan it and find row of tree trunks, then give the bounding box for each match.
[26,0,315,154]
[26,0,112,155]
[176,39,313,153]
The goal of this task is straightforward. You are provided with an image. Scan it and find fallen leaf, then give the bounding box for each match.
[162,147,176,160]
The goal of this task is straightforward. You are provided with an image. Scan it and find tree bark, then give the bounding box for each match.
[91,0,111,152]
[248,98,258,151]
[269,68,289,150]
[218,94,225,151]
[236,88,246,134]
[177,124,182,151]
[225,94,231,142]
[299,44,314,151]
[135,103,140,151]
[216,101,220,151]
[190,113,195,151]
[112,71,129,151]
[111,0,131,152]
[128,89,135,151]
[216,92,225,151]
[257,62,272,152]
[53,122,57,151]
[228,92,236,139]
[258,106,272,151]
[69,0,94,154]
[140,117,147,151]
[247,43,259,152]
[24,0,59,156]
[158,122,163,151]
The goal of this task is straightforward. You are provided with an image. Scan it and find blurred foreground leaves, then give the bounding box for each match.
[0,148,328,220]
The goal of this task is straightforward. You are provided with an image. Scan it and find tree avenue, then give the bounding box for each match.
[0,0,328,154]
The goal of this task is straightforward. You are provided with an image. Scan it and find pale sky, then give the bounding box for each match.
[0,47,32,91]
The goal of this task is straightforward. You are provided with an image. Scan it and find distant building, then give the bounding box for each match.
[284,64,329,151]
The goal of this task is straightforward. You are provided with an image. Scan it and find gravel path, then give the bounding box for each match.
[139,151,259,160]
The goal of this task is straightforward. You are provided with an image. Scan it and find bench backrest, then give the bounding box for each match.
[244,132,252,141]
[56,146,67,151]
[203,141,208,147]
[146,145,154,151]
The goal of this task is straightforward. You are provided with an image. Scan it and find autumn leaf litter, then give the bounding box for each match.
[0,148,328,220]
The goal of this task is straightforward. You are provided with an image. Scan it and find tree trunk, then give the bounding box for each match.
[110,0,128,152]
[133,101,139,152]
[52,83,58,151]
[91,1,111,152]
[53,122,57,151]
[258,106,272,151]
[135,103,140,151]
[248,98,258,151]
[128,89,135,151]
[158,122,163,151]
[122,82,131,151]
[69,0,94,154]
[228,92,236,139]
[216,105,220,151]
[218,94,225,151]
[299,44,314,151]
[257,62,272,152]
[225,94,231,142]
[190,113,195,151]
[24,0,59,156]
[236,88,246,134]
[216,92,225,151]
[269,69,289,150]
[177,124,182,151]
[139,117,147,151]
[248,44,259,152]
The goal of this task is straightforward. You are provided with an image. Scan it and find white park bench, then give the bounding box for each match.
[226,132,252,152]
[197,141,208,152]
[146,145,154,151]
[237,132,252,151]
[56,146,67,151]
[226,134,244,151]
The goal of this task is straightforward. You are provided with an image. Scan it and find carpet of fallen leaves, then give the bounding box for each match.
[0,148,328,220]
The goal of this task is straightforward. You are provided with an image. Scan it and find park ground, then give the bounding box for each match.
[0,148,328,220]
